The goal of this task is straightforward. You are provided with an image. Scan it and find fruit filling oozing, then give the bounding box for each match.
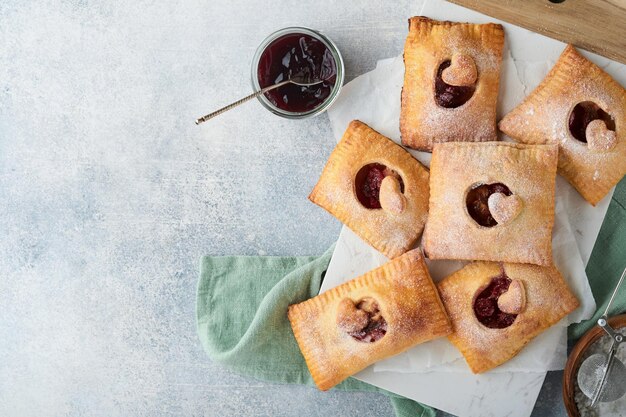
[473,274,517,329]
[568,101,616,143]
[257,33,337,113]
[466,183,512,227]
[348,298,388,343]
[355,163,404,209]
[435,60,476,108]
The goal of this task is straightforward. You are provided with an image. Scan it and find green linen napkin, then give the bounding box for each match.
[197,244,435,417]
[569,179,626,340]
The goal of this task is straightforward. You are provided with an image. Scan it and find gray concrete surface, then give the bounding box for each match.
[0,1,565,416]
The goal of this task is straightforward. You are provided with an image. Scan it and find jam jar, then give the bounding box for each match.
[251,27,344,119]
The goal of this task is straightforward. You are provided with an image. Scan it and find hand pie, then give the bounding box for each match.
[288,249,451,390]
[499,45,626,205]
[423,142,558,266]
[400,17,505,151]
[309,120,430,258]
[438,262,579,373]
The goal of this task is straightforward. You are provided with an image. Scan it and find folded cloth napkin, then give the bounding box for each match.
[569,180,626,340]
[196,244,435,417]
[197,179,626,416]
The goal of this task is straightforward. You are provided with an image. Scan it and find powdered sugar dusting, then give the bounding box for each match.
[289,249,451,389]
[309,121,429,258]
[499,45,626,205]
[424,142,558,265]
[574,332,626,416]
[401,17,504,150]
[438,262,579,373]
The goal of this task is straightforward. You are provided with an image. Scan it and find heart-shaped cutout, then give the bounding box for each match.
[487,192,523,225]
[586,119,617,151]
[379,175,406,215]
[336,298,369,333]
[442,54,477,87]
[497,279,526,315]
[337,298,387,342]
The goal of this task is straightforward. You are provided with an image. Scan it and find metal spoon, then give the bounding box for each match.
[195,74,324,124]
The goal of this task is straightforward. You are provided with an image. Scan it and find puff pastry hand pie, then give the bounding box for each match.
[309,120,430,258]
[499,45,626,205]
[423,142,558,266]
[288,249,451,390]
[438,262,579,373]
[400,17,505,151]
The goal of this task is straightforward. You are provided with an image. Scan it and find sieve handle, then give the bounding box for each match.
[603,266,626,318]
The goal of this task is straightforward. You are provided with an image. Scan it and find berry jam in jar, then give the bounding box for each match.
[251,27,344,118]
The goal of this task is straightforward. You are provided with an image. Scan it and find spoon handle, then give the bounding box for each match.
[195,80,291,125]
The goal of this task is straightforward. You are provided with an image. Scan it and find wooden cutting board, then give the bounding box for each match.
[448,0,626,64]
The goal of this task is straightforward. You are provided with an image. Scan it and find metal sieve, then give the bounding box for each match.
[577,267,626,406]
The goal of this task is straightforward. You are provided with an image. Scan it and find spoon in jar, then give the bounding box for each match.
[195,73,324,125]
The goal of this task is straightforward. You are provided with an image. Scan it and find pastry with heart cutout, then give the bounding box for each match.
[288,249,451,390]
[309,120,429,258]
[438,262,579,373]
[423,142,558,266]
[499,45,626,205]
[400,17,504,151]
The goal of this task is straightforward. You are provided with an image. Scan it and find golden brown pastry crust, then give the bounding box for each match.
[438,262,579,373]
[423,142,558,266]
[499,45,626,205]
[288,249,452,390]
[309,120,430,258]
[400,17,504,151]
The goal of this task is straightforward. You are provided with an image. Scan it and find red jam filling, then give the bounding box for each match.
[466,183,512,227]
[435,60,476,108]
[355,163,405,209]
[257,33,337,113]
[348,299,387,343]
[568,101,616,143]
[473,274,517,329]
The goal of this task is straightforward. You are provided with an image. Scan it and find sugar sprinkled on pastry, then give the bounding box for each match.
[309,120,429,258]
[438,262,579,373]
[499,44,626,206]
[400,17,505,151]
[423,142,558,266]
[288,249,451,390]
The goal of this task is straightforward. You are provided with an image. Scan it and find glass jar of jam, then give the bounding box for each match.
[251,27,344,119]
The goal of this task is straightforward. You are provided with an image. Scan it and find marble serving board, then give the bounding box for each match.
[317,0,626,416]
